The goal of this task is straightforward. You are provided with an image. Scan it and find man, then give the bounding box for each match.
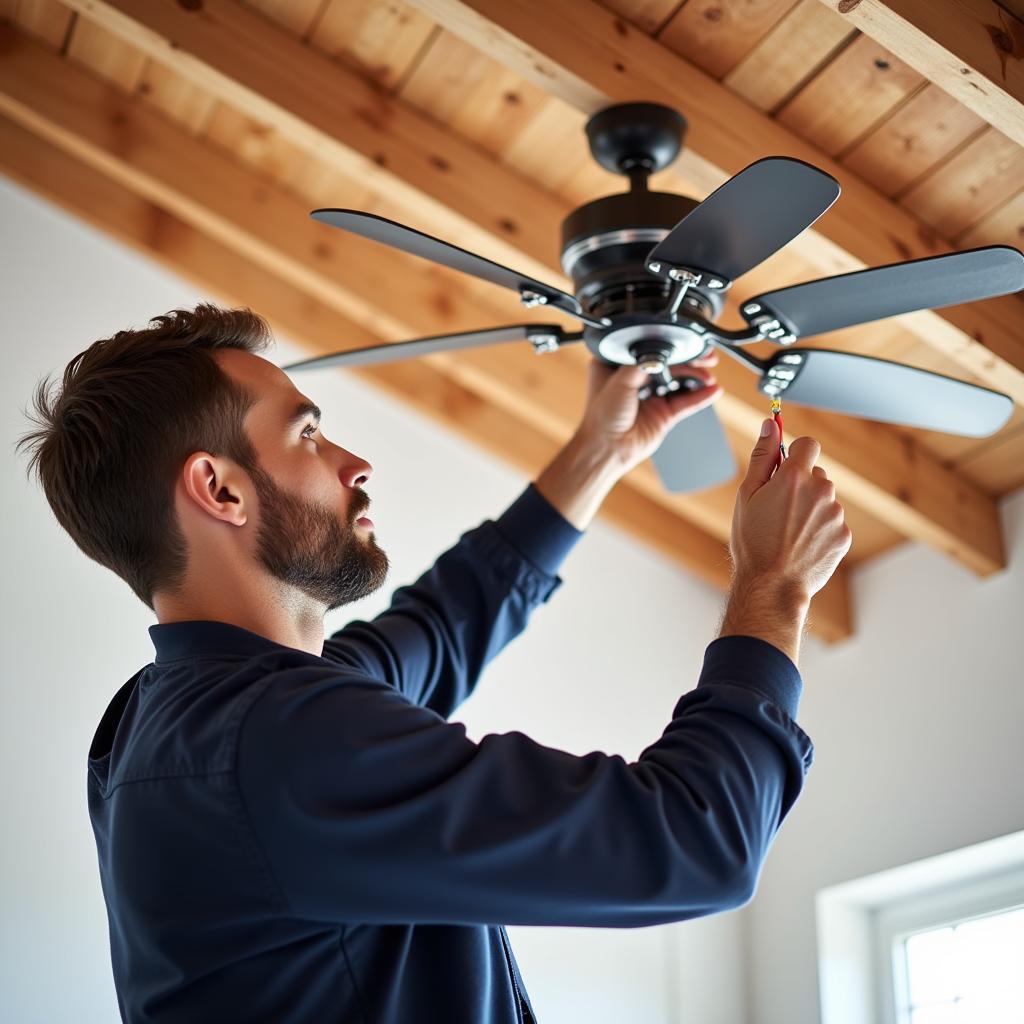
[20,303,851,1022]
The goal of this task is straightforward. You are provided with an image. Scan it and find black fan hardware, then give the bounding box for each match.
[282,102,1023,494]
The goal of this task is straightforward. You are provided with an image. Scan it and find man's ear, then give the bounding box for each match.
[180,452,248,527]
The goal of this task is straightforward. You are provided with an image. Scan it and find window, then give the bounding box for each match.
[817,831,1024,1024]
[886,897,1024,1023]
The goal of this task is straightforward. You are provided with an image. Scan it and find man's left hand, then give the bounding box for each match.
[575,351,724,475]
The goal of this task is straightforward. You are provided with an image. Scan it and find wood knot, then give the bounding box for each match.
[497,217,517,235]
[612,18,628,37]
[177,0,202,10]
[837,0,862,12]
[429,154,450,172]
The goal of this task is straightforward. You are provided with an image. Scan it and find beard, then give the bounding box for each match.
[247,461,389,611]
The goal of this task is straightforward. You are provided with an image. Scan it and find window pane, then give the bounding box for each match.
[955,907,1024,1002]
[906,927,958,1006]
[910,1004,957,1024]
[955,994,1024,1024]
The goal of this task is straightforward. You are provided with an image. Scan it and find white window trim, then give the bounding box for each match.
[815,830,1024,1024]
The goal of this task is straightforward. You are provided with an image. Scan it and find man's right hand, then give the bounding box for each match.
[719,418,853,666]
[731,418,852,602]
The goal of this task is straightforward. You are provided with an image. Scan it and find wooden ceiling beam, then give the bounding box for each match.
[408,0,1024,406]
[0,110,852,641]
[812,0,1024,149]
[0,22,1004,580]
[58,0,569,290]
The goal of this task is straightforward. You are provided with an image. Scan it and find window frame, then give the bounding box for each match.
[874,865,1024,1024]
[815,830,1024,1024]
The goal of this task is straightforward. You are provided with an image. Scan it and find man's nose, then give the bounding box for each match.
[339,454,372,489]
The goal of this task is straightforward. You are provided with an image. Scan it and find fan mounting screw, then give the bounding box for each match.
[530,334,560,354]
[706,278,725,289]
[648,261,662,274]
[520,289,549,308]
[668,267,700,285]
[637,355,667,374]
[743,303,761,316]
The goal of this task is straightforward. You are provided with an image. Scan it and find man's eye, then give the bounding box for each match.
[301,422,318,440]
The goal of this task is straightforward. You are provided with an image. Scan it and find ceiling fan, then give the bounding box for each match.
[282,102,1023,493]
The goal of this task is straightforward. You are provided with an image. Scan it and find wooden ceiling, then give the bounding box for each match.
[2,0,1023,643]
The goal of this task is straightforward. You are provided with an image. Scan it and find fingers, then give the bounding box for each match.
[690,350,719,367]
[784,435,821,471]
[740,417,781,495]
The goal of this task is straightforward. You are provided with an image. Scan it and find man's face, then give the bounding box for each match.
[217,349,389,611]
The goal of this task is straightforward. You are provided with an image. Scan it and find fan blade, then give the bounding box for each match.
[645,157,839,285]
[762,348,1013,437]
[312,209,599,325]
[281,325,581,372]
[746,246,1024,339]
[652,406,738,492]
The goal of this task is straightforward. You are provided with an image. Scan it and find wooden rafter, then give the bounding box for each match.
[813,0,1024,149]
[405,0,1024,407]
[5,10,1007,578]
[0,32,854,639]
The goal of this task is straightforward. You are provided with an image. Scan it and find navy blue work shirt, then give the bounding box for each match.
[87,482,814,1023]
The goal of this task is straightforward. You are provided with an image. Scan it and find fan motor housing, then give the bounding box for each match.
[560,191,724,324]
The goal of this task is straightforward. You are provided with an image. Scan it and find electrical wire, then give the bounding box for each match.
[771,397,787,460]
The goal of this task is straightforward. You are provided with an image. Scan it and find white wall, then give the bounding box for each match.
[742,488,1024,1023]
[0,177,749,1022]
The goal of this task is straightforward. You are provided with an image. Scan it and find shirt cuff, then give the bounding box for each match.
[490,482,584,580]
[697,635,804,722]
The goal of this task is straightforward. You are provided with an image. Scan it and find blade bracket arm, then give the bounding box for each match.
[740,300,799,345]
[519,286,610,330]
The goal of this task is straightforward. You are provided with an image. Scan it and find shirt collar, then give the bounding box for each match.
[149,620,296,664]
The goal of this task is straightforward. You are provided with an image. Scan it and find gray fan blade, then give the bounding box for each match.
[763,348,1013,437]
[652,405,738,493]
[747,246,1024,338]
[645,157,839,284]
[281,325,580,372]
[312,209,598,325]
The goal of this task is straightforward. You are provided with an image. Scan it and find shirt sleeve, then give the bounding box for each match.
[236,634,814,929]
[320,483,583,719]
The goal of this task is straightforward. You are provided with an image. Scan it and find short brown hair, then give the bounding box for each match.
[17,303,272,609]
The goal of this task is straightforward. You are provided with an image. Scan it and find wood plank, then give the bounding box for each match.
[3,16,1009,578]
[309,0,438,91]
[65,10,146,90]
[956,186,1024,248]
[407,0,1024,407]
[6,0,72,48]
[813,0,1024,149]
[842,83,987,198]
[724,0,856,112]
[60,0,570,292]
[241,0,325,38]
[777,33,926,156]
[0,107,854,641]
[951,423,1024,493]
[201,100,311,186]
[135,57,217,135]
[900,125,1024,237]
[599,0,684,34]
[657,0,802,78]
[398,28,550,154]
